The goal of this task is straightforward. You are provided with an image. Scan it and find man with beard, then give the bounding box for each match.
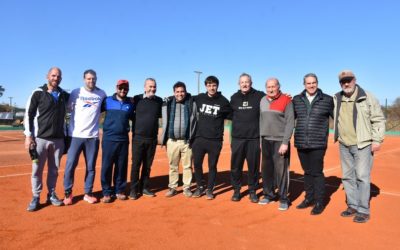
[334,70,385,223]
[24,67,69,211]
[100,80,135,203]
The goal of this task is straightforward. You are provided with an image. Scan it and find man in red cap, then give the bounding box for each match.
[100,80,135,203]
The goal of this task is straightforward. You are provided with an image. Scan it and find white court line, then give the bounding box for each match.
[0,135,24,140]
[0,163,32,168]
[290,178,400,197]
[0,166,92,178]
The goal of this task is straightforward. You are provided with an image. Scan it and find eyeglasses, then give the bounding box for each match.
[118,86,129,91]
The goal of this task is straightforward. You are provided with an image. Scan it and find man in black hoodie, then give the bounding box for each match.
[229,73,265,203]
[191,76,231,199]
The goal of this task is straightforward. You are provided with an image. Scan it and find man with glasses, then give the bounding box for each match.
[100,80,135,203]
[334,70,385,223]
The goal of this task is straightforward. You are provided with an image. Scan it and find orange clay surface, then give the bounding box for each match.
[0,130,399,249]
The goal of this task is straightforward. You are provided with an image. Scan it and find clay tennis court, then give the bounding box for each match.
[0,129,399,249]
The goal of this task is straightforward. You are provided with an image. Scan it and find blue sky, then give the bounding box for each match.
[0,0,399,107]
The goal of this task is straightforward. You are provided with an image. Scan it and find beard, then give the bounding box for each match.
[342,85,355,96]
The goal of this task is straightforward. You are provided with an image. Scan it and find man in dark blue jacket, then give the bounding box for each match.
[292,73,333,215]
[100,80,134,203]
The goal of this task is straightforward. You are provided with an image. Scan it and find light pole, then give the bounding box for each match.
[194,71,202,94]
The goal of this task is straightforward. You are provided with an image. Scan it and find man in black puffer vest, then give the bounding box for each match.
[292,73,333,215]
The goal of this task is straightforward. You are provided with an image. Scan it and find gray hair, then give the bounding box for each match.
[144,77,156,86]
[266,77,280,87]
[238,73,252,84]
[303,73,318,84]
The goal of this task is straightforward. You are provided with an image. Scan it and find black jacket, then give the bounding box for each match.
[292,89,333,149]
[230,88,265,139]
[193,92,231,140]
[24,84,69,139]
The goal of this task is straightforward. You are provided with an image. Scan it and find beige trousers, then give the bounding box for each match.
[166,139,192,189]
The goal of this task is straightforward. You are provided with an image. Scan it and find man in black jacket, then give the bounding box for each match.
[129,78,163,199]
[191,76,231,199]
[292,73,333,215]
[230,73,264,203]
[24,67,69,211]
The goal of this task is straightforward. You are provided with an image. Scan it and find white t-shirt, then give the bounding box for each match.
[68,86,106,138]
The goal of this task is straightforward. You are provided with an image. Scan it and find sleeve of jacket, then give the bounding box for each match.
[368,93,386,143]
[23,90,40,137]
[160,97,170,146]
[283,101,295,145]
[189,100,198,147]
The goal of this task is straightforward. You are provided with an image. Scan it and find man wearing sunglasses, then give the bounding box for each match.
[333,70,385,223]
[100,80,135,203]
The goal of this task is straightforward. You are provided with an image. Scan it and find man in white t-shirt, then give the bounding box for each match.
[63,69,107,205]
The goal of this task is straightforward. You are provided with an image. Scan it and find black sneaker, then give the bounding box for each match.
[27,196,40,212]
[231,190,241,202]
[205,189,215,200]
[129,191,139,200]
[296,199,314,209]
[310,203,325,215]
[192,187,205,198]
[47,192,63,206]
[142,189,156,197]
[249,192,259,203]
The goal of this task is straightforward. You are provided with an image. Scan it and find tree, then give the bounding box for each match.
[0,85,4,97]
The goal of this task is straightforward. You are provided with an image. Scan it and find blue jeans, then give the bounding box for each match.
[339,143,373,214]
[64,137,100,194]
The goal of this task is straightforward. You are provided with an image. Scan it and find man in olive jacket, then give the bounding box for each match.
[333,70,385,223]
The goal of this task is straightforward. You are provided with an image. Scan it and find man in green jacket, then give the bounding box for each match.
[333,70,385,223]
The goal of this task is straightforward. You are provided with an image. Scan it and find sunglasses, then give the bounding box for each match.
[118,86,129,91]
[340,77,354,84]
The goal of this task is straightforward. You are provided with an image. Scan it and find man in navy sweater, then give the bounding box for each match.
[191,76,231,199]
[129,78,163,199]
[100,80,135,203]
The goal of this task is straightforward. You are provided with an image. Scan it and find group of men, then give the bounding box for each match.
[24,67,385,223]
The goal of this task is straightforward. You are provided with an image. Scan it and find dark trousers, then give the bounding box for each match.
[101,140,129,196]
[130,137,157,193]
[192,137,222,191]
[261,139,290,202]
[297,148,326,203]
[230,138,260,193]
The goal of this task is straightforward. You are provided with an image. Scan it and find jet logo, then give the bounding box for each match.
[199,104,220,115]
